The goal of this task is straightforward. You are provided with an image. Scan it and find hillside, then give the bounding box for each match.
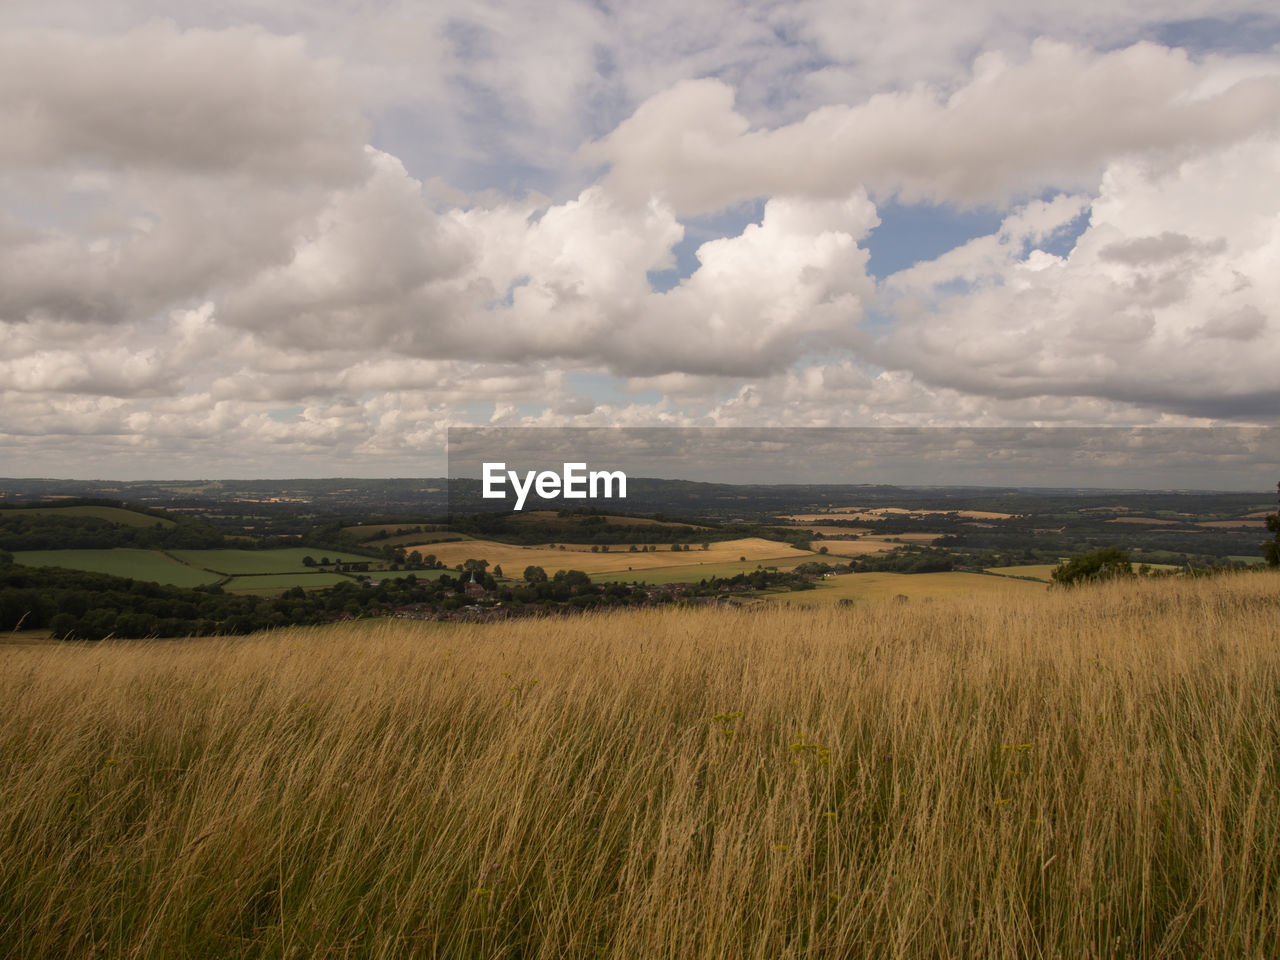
[3,571,1278,958]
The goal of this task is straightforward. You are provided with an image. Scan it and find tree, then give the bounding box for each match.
[301,555,316,567]
[1051,547,1134,586]
[1265,480,1280,568]
[554,569,592,589]
[493,564,504,578]
[523,565,547,583]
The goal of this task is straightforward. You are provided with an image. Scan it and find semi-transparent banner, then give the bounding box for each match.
[446,426,1279,514]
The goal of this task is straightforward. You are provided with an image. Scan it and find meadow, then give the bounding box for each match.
[220,572,355,593]
[985,563,1065,582]
[808,538,903,557]
[761,570,1049,604]
[168,547,337,575]
[2,571,1278,958]
[12,548,219,588]
[11,548,373,595]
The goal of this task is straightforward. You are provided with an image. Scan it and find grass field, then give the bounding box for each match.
[9,505,174,527]
[985,563,1060,581]
[803,535,938,557]
[223,572,354,592]
[12,548,218,587]
[3,571,1278,958]
[169,548,345,575]
[809,538,895,556]
[762,570,1048,604]
[986,563,1185,583]
[407,536,817,576]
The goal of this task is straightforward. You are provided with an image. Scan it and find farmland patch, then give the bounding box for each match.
[13,549,217,587]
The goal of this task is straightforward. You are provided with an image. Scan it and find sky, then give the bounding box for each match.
[2,1,1279,482]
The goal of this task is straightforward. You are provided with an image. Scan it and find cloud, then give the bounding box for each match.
[3,5,1279,478]
[582,41,1280,214]
[0,22,364,180]
[0,23,368,328]
[873,134,1280,418]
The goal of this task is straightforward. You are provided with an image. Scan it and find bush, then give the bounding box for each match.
[1051,547,1134,586]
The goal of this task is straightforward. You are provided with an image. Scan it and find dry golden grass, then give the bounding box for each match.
[762,570,1050,604]
[806,539,892,556]
[3,572,1280,958]
[405,536,817,575]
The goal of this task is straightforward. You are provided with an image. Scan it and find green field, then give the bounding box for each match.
[13,549,217,587]
[400,568,452,581]
[9,505,174,528]
[169,548,348,575]
[225,573,354,593]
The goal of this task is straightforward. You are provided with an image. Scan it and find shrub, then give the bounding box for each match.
[1051,547,1134,586]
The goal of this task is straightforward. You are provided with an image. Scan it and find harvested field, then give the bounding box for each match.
[403,536,818,576]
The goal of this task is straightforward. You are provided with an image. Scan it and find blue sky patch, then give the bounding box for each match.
[1146,15,1280,55]
[566,372,662,407]
[865,201,1004,279]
